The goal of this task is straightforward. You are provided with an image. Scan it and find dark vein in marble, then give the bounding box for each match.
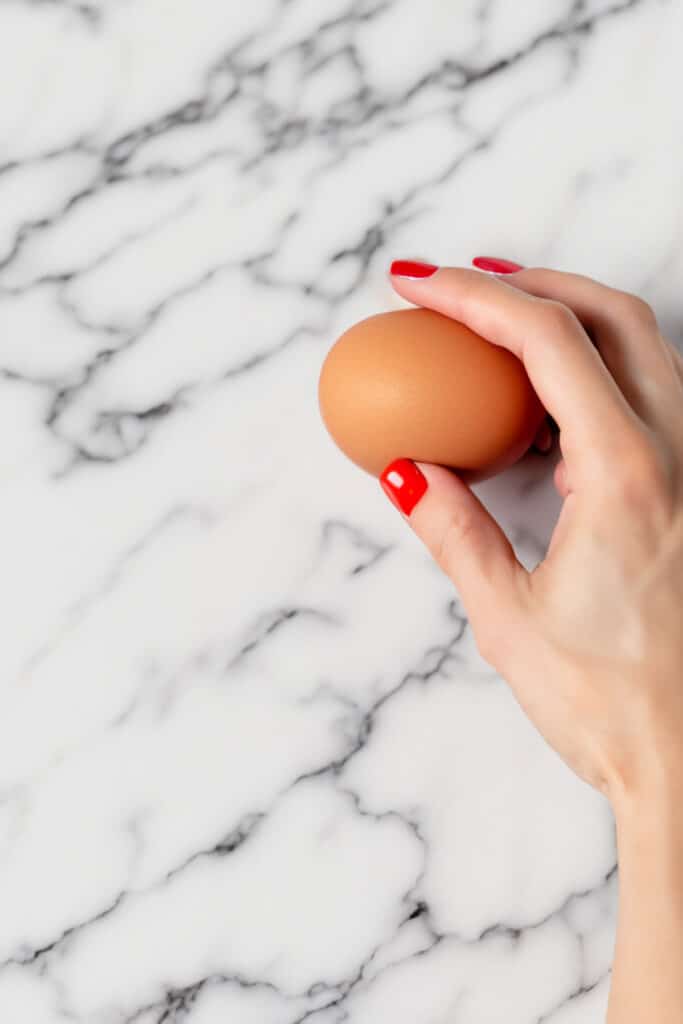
[289,855,617,1023]
[126,973,287,1024]
[164,812,266,884]
[0,138,93,180]
[0,0,646,276]
[0,364,58,389]
[1,890,126,969]
[22,504,216,676]
[477,862,618,946]
[320,520,391,577]
[538,968,610,1023]
[0,808,263,973]
[0,787,421,1021]
[290,602,469,784]
[0,0,649,476]
[404,0,643,101]
[230,606,340,668]
[26,0,100,26]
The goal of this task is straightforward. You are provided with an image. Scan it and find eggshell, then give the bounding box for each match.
[318,307,545,478]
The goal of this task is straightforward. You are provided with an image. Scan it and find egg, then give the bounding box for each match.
[318,307,545,478]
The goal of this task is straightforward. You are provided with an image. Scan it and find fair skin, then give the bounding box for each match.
[383,263,683,1022]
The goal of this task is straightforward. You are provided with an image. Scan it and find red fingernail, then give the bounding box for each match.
[390,260,438,279]
[380,459,428,515]
[472,256,523,274]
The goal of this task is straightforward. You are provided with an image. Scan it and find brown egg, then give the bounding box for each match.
[318,307,545,478]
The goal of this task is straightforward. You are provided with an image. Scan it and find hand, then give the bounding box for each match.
[381,259,683,1021]
[382,262,683,801]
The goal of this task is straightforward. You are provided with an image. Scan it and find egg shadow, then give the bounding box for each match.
[471,450,562,570]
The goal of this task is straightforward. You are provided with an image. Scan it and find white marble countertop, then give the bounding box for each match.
[0,1,681,1021]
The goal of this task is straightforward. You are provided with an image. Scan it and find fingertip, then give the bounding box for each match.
[389,259,439,280]
[532,419,554,455]
[554,459,570,498]
[379,458,428,516]
[472,256,524,275]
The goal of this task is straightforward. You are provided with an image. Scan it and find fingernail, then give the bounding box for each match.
[390,259,439,279]
[380,458,428,516]
[472,256,523,274]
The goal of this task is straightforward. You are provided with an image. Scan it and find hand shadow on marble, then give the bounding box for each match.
[472,450,562,571]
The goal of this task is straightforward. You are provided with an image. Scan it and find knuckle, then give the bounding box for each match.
[433,511,479,573]
[456,273,485,308]
[538,299,580,333]
[614,293,657,331]
[517,266,552,288]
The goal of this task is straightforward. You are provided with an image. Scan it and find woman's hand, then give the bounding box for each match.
[382,261,683,801]
[380,260,683,1023]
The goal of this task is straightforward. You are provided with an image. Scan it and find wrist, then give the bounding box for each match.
[607,733,683,1024]
[609,738,683,837]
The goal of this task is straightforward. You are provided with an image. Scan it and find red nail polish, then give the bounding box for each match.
[472,256,523,274]
[390,260,438,279]
[380,459,428,515]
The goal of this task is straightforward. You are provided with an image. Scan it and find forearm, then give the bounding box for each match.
[608,756,683,1022]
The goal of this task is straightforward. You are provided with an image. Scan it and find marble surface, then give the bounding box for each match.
[0,1,681,1021]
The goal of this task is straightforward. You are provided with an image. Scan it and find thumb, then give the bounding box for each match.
[380,459,527,656]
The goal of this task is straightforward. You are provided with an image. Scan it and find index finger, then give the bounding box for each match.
[389,264,636,466]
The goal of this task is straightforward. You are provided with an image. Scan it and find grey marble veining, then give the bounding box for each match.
[0,1,681,1021]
